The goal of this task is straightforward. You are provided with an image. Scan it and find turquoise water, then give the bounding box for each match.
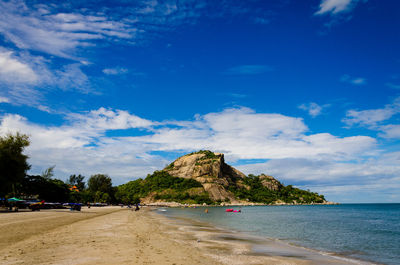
[160,204,400,265]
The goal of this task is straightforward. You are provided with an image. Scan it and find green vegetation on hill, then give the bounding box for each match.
[229,174,325,204]
[115,171,213,205]
[195,150,219,159]
[116,170,325,205]
[186,150,219,159]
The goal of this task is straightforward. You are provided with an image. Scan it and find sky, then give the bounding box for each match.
[0,0,399,203]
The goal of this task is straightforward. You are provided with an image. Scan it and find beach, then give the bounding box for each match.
[0,206,325,265]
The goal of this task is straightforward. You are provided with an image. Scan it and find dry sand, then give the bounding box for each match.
[0,206,318,265]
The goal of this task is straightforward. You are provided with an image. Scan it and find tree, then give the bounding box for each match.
[22,175,70,202]
[131,195,140,205]
[41,165,55,179]
[68,174,85,191]
[0,133,30,196]
[88,174,113,193]
[88,174,114,203]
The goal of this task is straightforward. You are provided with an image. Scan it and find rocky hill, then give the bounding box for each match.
[116,150,327,205]
[163,151,245,203]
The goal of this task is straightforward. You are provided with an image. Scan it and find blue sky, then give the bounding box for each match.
[1,0,400,203]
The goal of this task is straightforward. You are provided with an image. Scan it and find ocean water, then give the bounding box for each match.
[159,204,400,265]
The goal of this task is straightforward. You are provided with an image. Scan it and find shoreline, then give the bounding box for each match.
[155,207,375,265]
[143,201,339,207]
[148,208,319,265]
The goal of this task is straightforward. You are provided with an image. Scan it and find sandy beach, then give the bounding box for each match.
[0,206,346,265]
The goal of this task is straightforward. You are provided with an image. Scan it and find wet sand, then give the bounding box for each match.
[157,210,364,265]
[0,206,348,265]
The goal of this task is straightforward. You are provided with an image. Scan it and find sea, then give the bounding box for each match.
[158,204,400,265]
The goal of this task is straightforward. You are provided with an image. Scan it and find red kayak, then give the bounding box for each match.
[225,209,241,212]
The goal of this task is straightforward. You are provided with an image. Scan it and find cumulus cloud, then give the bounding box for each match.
[237,155,396,184]
[67,107,154,131]
[344,108,396,127]
[343,97,400,127]
[343,97,400,140]
[236,152,400,202]
[378,125,400,139]
[3,106,397,202]
[315,0,358,16]
[298,102,330,117]
[0,106,380,185]
[0,108,157,183]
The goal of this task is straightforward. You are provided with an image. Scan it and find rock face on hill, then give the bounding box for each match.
[259,174,283,191]
[163,151,245,202]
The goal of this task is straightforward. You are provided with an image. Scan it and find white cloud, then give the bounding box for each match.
[0,109,157,183]
[0,106,380,185]
[0,0,219,109]
[343,97,400,127]
[237,152,400,203]
[237,155,396,184]
[344,108,395,127]
[103,67,128,75]
[343,97,400,140]
[0,96,10,103]
[67,107,154,131]
[315,0,357,16]
[0,57,93,107]
[0,0,135,59]
[0,1,275,110]
[351,78,366,85]
[340,74,366,85]
[298,102,330,117]
[379,125,400,139]
[0,51,38,84]
[0,0,216,60]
